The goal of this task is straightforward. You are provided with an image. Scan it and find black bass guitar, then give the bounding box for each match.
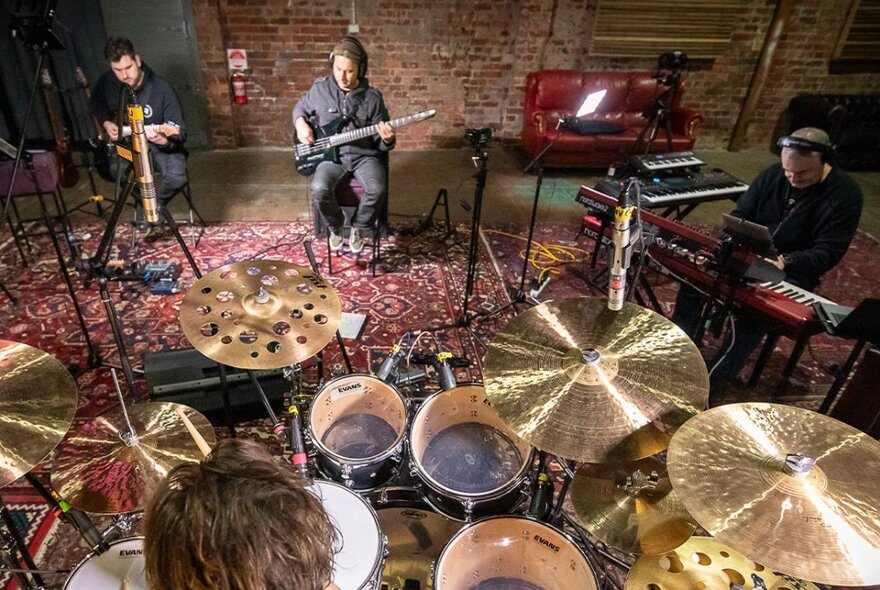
[293,108,436,176]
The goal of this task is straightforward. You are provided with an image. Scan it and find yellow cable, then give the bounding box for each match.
[483,229,592,281]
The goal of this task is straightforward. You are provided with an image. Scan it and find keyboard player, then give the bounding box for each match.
[671,127,863,396]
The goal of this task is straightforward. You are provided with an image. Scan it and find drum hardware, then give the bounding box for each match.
[667,402,880,586]
[51,400,216,514]
[62,536,148,590]
[1,497,49,590]
[483,296,709,463]
[303,238,355,375]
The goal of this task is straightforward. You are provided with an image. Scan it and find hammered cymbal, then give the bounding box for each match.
[625,536,820,590]
[483,297,708,463]
[180,260,341,370]
[569,456,696,555]
[0,340,77,488]
[667,403,880,586]
[51,402,215,513]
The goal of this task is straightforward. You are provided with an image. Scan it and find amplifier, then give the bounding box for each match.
[142,348,288,424]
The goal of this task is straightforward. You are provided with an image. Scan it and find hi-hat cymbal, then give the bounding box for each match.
[51,402,215,513]
[180,260,341,370]
[569,456,696,555]
[483,297,708,463]
[625,536,820,590]
[667,402,880,586]
[1,340,77,488]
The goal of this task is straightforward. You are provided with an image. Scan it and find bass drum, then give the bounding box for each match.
[309,374,408,490]
[409,384,533,521]
[63,537,148,590]
[434,516,599,590]
[369,487,462,590]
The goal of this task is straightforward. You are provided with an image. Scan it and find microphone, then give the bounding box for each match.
[375,342,404,383]
[608,185,635,311]
[287,405,309,477]
[127,104,159,223]
[435,351,457,390]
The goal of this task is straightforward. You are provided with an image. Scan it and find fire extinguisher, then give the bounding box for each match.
[231,71,248,105]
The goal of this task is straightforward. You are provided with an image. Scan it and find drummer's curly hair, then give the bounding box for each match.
[144,438,338,590]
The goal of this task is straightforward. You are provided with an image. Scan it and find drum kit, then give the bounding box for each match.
[2,258,880,590]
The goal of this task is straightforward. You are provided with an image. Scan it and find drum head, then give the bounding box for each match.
[435,517,598,590]
[63,537,147,590]
[310,374,407,462]
[310,479,384,589]
[410,385,532,497]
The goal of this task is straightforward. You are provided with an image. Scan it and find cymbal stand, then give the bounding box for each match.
[304,239,353,374]
[23,472,107,555]
[0,496,44,589]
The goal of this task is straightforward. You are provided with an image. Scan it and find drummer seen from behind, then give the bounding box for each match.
[144,438,341,590]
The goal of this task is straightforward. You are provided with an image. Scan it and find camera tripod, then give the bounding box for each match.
[632,82,678,156]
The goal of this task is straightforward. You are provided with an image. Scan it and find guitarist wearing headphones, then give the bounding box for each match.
[672,127,863,396]
[89,37,187,222]
[292,36,395,254]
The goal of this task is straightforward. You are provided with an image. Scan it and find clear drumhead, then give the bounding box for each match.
[63,537,148,590]
[310,479,384,590]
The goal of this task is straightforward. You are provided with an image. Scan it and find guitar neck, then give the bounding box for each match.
[327,113,427,147]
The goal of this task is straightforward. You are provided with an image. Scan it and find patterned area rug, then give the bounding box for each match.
[1,216,877,589]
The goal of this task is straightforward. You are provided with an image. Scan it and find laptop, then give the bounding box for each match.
[722,214,777,258]
[813,298,880,342]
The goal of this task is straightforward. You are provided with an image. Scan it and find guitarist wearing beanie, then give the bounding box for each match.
[292,37,395,255]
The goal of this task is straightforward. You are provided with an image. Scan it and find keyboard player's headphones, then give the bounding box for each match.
[776,134,835,164]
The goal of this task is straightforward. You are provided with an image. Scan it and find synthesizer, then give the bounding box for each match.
[630,150,705,173]
[576,186,831,338]
[595,169,749,210]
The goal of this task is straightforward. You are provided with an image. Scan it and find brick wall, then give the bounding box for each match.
[192,0,879,151]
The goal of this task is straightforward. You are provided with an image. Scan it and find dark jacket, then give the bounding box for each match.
[89,62,187,152]
[291,75,392,169]
[733,163,863,290]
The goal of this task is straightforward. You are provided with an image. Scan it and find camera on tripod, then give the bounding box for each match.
[654,51,687,87]
[465,128,492,150]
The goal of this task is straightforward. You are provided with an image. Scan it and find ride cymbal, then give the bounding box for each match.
[483,297,708,463]
[667,402,880,586]
[180,260,341,370]
[625,536,819,590]
[51,402,215,513]
[569,456,696,555]
[0,340,77,488]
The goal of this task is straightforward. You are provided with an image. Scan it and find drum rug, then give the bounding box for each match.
[0,217,877,589]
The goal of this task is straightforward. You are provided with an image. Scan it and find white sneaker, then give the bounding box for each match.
[349,227,364,254]
[328,228,344,252]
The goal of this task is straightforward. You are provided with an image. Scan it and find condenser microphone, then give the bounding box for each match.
[435,351,457,391]
[608,186,635,311]
[375,342,404,383]
[287,405,309,477]
[127,104,159,223]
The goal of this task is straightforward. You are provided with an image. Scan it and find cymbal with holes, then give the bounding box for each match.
[180,260,341,369]
[667,403,880,586]
[50,402,215,514]
[569,456,697,555]
[483,297,709,463]
[624,536,819,590]
[0,340,77,488]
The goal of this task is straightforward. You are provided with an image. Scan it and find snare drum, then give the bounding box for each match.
[369,487,462,590]
[309,374,408,490]
[409,384,533,520]
[434,516,599,590]
[63,537,148,590]
[310,479,385,590]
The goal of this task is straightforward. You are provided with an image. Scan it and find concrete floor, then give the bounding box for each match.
[60,145,880,237]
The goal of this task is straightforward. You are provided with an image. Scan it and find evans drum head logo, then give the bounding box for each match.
[533,534,560,552]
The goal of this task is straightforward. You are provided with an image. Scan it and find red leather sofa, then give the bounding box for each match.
[521,70,703,169]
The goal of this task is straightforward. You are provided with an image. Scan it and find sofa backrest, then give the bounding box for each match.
[524,70,685,127]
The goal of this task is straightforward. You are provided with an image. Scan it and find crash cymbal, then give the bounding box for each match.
[483,297,708,463]
[625,536,820,590]
[667,402,880,586]
[569,456,696,555]
[51,402,215,513]
[0,340,77,488]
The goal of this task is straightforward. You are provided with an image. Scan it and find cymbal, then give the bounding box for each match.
[51,402,216,513]
[0,340,77,488]
[667,402,880,586]
[180,260,342,370]
[569,456,696,555]
[625,536,820,590]
[483,297,708,462]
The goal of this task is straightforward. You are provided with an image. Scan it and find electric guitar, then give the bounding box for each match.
[40,67,80,188]
[293,108,436,176]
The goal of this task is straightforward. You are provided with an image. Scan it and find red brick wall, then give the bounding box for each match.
[192,0,879,151]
